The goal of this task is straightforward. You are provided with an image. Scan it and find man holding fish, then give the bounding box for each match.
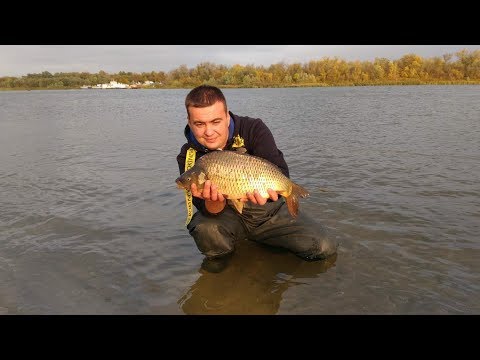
[176,85,338,269]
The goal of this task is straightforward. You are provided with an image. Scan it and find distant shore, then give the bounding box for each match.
[3,50,479,91]
[2,81,480,91]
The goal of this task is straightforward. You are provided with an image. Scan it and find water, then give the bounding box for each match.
[1,86,479,314]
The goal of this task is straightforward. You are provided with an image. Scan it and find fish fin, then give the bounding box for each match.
[292,182,309,198]
[197,171,207,185]
[284,182,309,218]
[285,194,300,218]
[235,147,247,154]
[229,199,245,214]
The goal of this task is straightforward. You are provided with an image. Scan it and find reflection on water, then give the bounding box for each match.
[178,240,337,314]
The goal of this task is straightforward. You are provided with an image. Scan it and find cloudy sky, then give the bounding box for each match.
[1,45,479,77]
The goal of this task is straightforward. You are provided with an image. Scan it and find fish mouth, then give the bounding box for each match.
[175,178,185,189]
[176,178,191,191]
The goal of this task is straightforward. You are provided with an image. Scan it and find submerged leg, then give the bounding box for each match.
[248,202,338,260]
[187,207,248,259]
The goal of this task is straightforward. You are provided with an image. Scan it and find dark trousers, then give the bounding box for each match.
[187,199,338,261]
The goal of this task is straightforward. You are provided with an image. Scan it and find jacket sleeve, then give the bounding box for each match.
[248,119,290,178]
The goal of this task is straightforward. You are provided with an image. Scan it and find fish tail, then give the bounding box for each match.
[285,182,309,218]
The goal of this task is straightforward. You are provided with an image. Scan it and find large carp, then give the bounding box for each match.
[175,149,309,217]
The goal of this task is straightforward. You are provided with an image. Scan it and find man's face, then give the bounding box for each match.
[187,101,230,150]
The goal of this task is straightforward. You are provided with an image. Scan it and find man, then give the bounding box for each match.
[177,85,337,266]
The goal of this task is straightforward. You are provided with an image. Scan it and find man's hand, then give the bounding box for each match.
[191,180,225,202]
[191,180,226,214]
[245,189,278,206]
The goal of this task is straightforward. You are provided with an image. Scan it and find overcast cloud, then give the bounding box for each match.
[1,45,479,77]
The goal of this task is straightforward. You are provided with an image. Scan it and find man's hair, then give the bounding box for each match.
[185,85,227,116]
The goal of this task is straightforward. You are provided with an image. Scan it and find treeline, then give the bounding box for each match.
[1,49,480,90]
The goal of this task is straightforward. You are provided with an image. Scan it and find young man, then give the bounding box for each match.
[177,85,338,265]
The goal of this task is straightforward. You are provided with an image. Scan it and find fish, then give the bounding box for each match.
[175,149,309,217]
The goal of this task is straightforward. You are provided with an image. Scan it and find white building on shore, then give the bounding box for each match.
[99,80,129,89]
[81,80,158,89]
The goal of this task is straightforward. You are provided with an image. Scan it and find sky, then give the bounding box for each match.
[1,45,479,77]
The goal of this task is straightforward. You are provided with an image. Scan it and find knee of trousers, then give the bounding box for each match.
[189,222,235,258]
[295,235,339,261]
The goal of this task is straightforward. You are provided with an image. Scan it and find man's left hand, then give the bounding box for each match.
[245,188,278,205]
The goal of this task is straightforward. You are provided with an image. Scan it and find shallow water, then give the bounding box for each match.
[1,86,479,314]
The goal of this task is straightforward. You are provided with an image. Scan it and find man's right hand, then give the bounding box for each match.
[191,180,225,202]
[191,180,226,214]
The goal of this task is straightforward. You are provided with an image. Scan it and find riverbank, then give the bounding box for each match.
[1,80,480,91]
